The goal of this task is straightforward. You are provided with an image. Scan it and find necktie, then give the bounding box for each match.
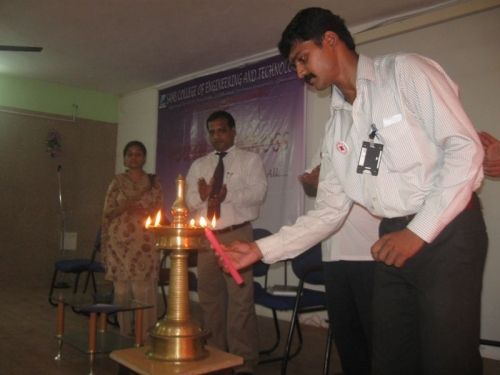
[208,151,227,219]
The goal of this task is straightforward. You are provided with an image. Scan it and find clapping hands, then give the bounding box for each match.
[479,131,500,178]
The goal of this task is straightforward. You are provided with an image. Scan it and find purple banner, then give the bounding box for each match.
[156,55,305,232]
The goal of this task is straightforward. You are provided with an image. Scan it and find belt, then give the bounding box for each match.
[385,192,479,226]
[212,221,250,234]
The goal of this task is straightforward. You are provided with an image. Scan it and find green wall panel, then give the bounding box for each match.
[0,75,118,123]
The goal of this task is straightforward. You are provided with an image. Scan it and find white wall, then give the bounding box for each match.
[118,7,500,354]
[116,87,158,173]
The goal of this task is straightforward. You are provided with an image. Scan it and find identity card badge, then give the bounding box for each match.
[356,124,383,176]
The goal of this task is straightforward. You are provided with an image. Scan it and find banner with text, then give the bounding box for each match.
[156,55,305,232]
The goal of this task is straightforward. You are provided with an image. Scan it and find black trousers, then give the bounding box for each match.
[323,260,375,375]
[372,198,488,375]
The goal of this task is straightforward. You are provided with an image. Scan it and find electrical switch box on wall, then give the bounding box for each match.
[61,232,78,251]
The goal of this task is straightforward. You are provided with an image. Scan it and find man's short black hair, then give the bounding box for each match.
[278,7,356,59]
[206,110,236,130]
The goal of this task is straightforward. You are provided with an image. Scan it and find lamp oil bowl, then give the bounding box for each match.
[145,175,208,361]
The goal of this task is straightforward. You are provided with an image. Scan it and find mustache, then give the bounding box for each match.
[303,73,316,84]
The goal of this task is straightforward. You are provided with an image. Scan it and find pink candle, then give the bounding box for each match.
[204,228,244,285]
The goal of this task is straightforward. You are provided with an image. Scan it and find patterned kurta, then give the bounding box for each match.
[102,173,163,281]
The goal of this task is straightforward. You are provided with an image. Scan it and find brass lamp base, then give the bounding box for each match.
[147,319,207,361]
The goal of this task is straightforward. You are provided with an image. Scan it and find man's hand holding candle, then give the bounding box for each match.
[220,241,264,271]
[203,226,244,285]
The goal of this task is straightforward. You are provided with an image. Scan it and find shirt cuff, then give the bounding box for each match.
[406,211,445,244]
[256,236,282,264]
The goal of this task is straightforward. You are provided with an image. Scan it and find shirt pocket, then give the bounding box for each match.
[376,117,420,173]
[223,166,241,186]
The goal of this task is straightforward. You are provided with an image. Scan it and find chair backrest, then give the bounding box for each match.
[89,228,102,262]
[253,260,270,278]
[291,242,324,285]
[253,228,272,241]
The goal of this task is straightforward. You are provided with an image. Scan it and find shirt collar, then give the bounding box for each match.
[213,145,235,156]
[330,54,375,112]
[357,54,375,83]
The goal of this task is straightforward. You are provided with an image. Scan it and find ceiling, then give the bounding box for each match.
[0,0,455,96]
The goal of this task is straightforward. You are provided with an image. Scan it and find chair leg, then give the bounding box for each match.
[83,272,90,293]
[323,322,334,375]
[259,309,281,356]
[84,272,97,294]
[48,269,60,306]
[70,273,85,314]
[258,312,303,365]
[73,273,82,294]
[83,271,97,294]
[91,272,98,294]
[158,284,168,319]
[281,282,304,375]
[280,313,303,374]
[258,293,307,369]
[280,315,297,375]
[290,317,303,358]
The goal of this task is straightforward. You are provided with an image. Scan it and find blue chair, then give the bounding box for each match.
[252,228,297,357]
[48,229,105,306]
[281,243,331,374]
[253,238,332,374]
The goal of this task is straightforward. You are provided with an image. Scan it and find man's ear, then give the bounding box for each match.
[323,31,337,48]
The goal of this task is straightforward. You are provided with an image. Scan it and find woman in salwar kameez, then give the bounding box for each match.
[101,140,163,339]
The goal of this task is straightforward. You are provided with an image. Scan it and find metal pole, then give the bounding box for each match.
[54,164,69,289]
[57,164,65,253]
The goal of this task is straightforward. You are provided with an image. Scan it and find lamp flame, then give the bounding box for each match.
[198,216,216,228]
[199,217,207,228]
[145,216,152,228]
[189,219,196,227]
[154,210,162,226]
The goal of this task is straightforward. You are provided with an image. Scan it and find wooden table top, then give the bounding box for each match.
[110,345,243,375]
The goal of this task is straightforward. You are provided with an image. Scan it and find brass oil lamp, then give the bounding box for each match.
[146,175,208,361]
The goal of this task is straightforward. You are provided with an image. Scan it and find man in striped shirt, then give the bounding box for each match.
[226,7,487,375]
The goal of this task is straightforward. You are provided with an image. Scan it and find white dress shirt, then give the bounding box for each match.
[322,203,380,262]
[306,152,380,261]
[186,145,267,229]
[258,53,483,264]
